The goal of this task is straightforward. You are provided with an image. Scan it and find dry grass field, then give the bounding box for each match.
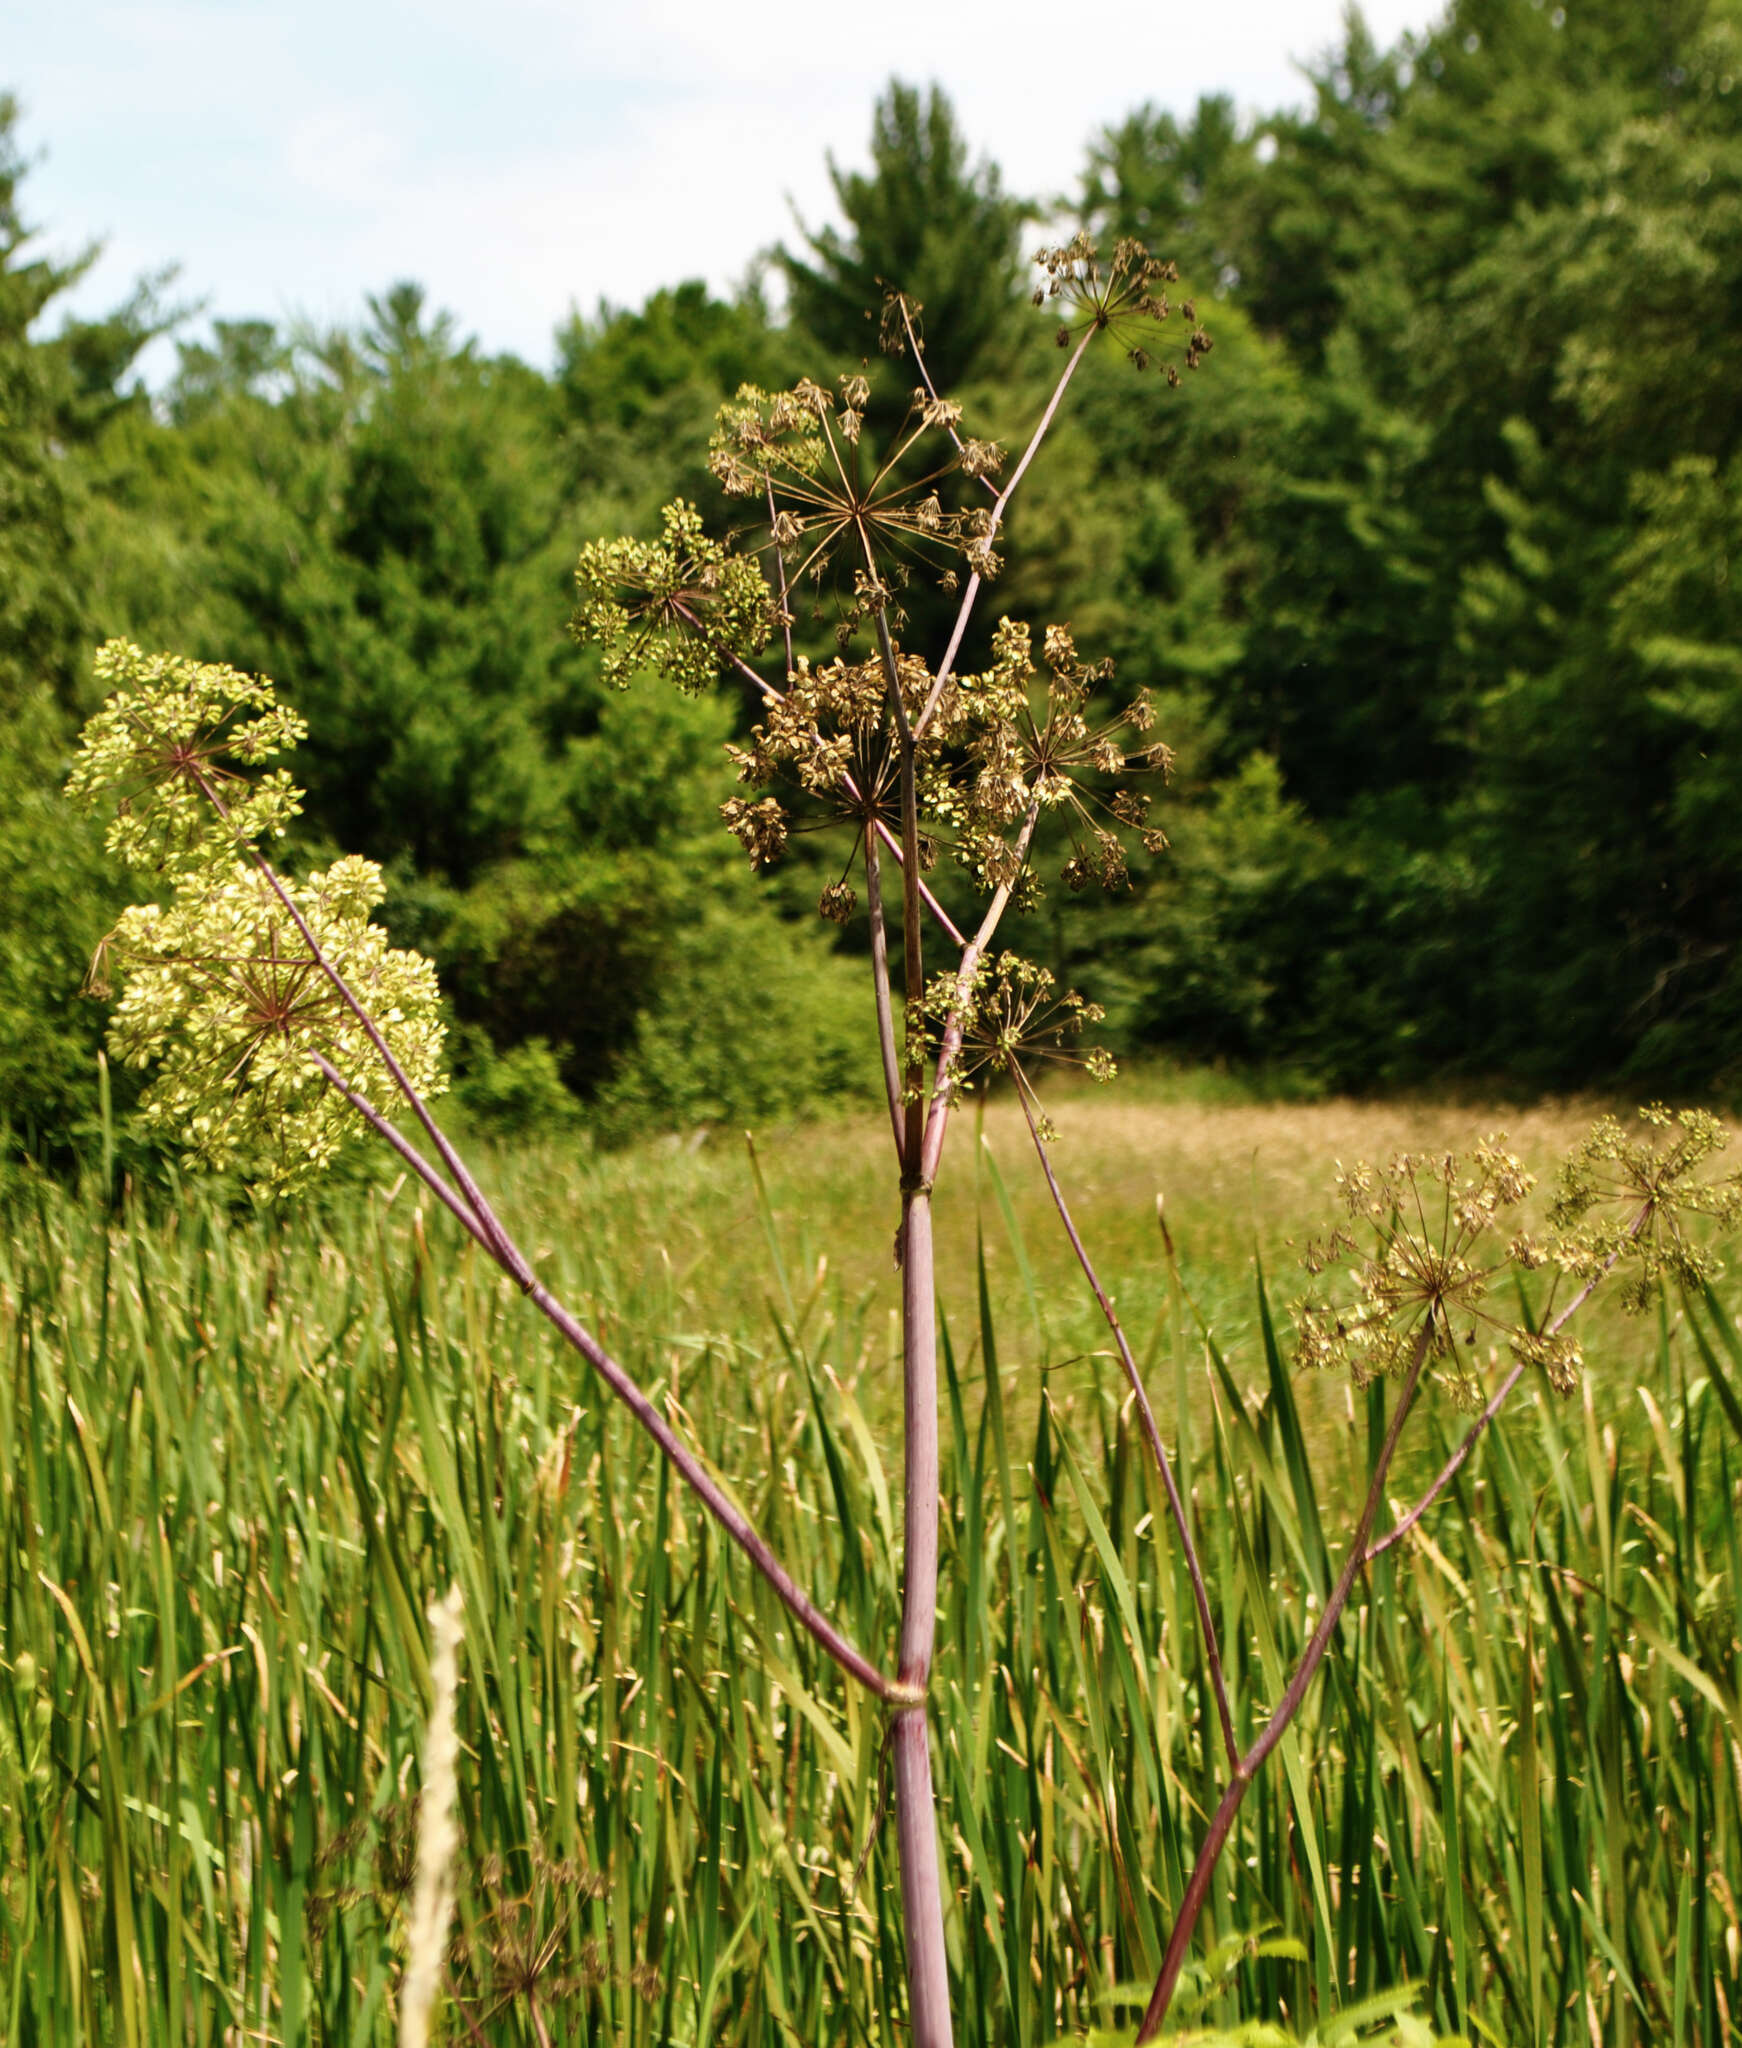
[475,1073,1661,1470]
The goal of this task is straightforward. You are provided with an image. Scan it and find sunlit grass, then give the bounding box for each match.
[1,1083,1737,2043]
[476,1077,1660,1467]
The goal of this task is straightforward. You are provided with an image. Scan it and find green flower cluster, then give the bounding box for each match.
[68,641,307,872]
[71,644,446,1194]
[571,499,772,695]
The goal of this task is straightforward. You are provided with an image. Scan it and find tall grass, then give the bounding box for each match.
[2,1134,1739,2043]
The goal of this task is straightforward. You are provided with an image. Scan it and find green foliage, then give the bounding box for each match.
[592,909,876,1138]
[554,278,803,518]
[0,95,83,720]
[1085,1967,1463,2044]
[451,1031,583,1138]
[0,696,122,1159]
[21,5,1742,1143]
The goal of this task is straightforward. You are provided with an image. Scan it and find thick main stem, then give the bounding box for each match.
[1135,1326,1433,2042]
[917,802,1041,1191]
[864,825,907,1166]
[894,1187,951,2048]
[875,599,954,2048]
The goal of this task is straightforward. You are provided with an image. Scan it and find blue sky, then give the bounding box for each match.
[12,0,1438,380]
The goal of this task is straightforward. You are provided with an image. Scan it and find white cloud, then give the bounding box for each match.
[11,0,1442,377]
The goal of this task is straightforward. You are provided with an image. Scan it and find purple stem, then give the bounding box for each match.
[863,825,908,1166]
[911,327,1097,742]
[1012,1070,1239,1773]
[894,1187,951,2047]
[196,766,529,1288]
[917,803,1041,1190]
[305,1051,914,1705]
[765,477,796,679]
[871,596,954,2048]
[896,300,999,503]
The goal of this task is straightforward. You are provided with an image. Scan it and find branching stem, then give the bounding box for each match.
[897,299,998,503]
[1137,1203,1646,2036]
[304,1050,914,1705]
[1136,1324,1434,2041]
[918,802,1041,1190]
[712,639,967,948]
[764,477,796,679]
[912,326,1097,741]
[1365,1212,1645,1563]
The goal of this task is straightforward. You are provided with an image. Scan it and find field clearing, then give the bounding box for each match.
[3,1080,1737,2044]
[484,1078,1659,1475]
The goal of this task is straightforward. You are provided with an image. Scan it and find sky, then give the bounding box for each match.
[11,0,1440,381]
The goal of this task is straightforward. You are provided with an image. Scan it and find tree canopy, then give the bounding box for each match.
[12,19,1742,1163]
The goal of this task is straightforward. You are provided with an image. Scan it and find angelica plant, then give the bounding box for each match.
[72,240,1206,2048]
[69,235,1736,2048]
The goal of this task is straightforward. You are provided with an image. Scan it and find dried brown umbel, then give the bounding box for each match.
[1550,1104,1742,1311]
[709,379,978,598]
[1295,1139,1549,1409]
[1031,232,1207,377]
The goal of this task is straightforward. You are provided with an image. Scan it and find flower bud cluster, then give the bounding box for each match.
[69,641,307,873]
[71,645,446,1194]
[572,500,772,695]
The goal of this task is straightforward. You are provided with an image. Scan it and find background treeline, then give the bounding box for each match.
[9,0,1742,1156]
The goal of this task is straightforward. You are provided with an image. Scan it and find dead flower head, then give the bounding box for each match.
[1550,1105,1742,1312]
[1295,1140,1561,1408]
[1031,234,1210,378]
[708,380,991,606]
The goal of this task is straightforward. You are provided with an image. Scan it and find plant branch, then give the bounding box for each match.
[308,1051,489,1245]
[1136,1321,1434,2041]
[305,1052,914,1706]
[196,767,530,1289]
[765,477,796,679]
[869,569,955,2048]
[912,326,1097,742]
[864,823,907,1167]
[1011,1068,1239,1772]
[917,802,1042,1189]
[874,608,927,1174]
[711,640,967,948]
[1365,1213,1645,1564]
[897,299,998,502]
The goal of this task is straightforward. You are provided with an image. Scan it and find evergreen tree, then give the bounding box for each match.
[780,81,1028,392]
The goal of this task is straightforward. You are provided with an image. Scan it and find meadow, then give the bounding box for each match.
[2,1082,1740,2044]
